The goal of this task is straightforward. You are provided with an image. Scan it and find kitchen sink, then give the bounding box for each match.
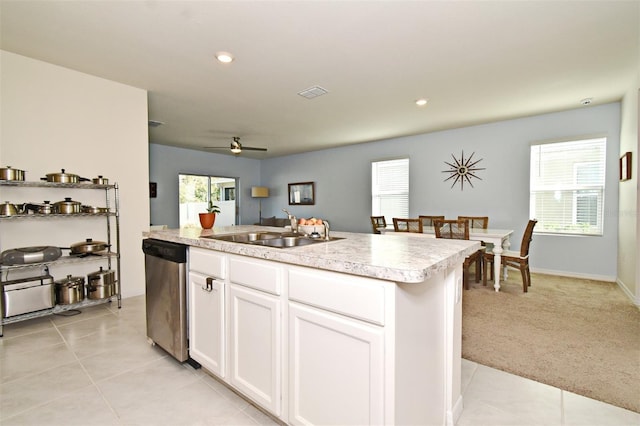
[202,231,343,248]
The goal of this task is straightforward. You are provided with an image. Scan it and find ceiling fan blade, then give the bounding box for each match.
[241,146,268,151]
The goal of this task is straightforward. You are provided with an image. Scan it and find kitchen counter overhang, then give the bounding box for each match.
[144,225,480,284]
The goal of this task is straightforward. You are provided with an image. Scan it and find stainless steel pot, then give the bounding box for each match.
[69,238,109,255]
[27,201,54,215]
[0,166,25,181]
[87,267,116,299]
[54,197,81,214]
[54,275,85,305]
[0,202,26,216]
[92,175,109,185]
[81,205,109,214]
[43,169,89,183]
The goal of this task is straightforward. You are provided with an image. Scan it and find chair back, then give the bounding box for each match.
[370,216,386,234]
[458,216,489,229]
[419,215,445,228]
[519,219,538,257]
[392,218,423,233]
[434,219,469,240]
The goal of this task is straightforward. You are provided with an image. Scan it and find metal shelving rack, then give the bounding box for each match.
[0,180,121,336]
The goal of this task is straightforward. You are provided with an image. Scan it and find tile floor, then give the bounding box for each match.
[1,295,638,426]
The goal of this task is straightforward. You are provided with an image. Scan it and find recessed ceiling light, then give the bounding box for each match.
[580,98,593,105]
[215,51,234,63]
[415,98,428,107]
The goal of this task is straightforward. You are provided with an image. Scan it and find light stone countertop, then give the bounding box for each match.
[144,225,480,284]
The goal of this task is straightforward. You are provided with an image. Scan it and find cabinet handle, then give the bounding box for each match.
[202,277,215,292]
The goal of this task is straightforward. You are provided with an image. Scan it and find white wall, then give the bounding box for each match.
[617,86,639,303]
[0,51,149,298]
[149,143,262,228]
[260,103,622,281]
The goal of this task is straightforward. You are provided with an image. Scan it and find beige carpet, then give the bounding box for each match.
[462,273,640,413]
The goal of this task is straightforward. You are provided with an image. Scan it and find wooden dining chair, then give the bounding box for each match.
[370,216,386,234]
[392,218,423,233]
[458,216,489,229]
[434,219,485,289]
[418,215,445,228]
[484,219,537,292]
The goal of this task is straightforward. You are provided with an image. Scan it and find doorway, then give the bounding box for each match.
[178,174,238,227]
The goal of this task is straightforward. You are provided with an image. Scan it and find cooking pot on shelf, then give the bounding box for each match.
[0,201,26,216]
[53,197,82,214]
[81,205,109,214]
[92,175,109,185]
[27,201,54,215]
[87,267,116,299]
[0,166,25,181]
[42,169,89,183]
[68,238,109,255]
[54,275,85,305]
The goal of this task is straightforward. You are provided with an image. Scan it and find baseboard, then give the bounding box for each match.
[447,395,464,426]
[616,278,640,306]
[530,267,615,282]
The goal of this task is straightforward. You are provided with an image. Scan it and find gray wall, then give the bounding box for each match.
[150,103,621,280]
[149,144,263,228]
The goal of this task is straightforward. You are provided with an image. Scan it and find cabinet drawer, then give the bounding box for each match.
[229,256,282,295]
[189,247,226,278]
[288,267,387,326]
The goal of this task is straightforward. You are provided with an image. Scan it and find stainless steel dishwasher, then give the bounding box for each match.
[142,238,189,362]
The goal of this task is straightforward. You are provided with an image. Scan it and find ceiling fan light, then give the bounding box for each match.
[230,139,242,153]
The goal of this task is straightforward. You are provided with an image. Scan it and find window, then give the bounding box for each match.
[372,158,409,220]
[178,174,237,227]
[529,137,606,235]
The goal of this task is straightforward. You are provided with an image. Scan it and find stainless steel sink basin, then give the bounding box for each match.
[202,231,343,248]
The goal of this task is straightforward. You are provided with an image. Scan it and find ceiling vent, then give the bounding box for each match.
[148,120,165,127]
[297,86,328,99]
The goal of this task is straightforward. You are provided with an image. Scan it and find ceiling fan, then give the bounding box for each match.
[205,137,267,154]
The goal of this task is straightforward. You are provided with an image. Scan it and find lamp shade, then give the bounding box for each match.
[251,186,269,198]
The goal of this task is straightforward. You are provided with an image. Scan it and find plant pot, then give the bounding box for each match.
[199,212,216,229]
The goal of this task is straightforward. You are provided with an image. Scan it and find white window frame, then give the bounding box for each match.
[529,137,606,236]
[371,158,409,221]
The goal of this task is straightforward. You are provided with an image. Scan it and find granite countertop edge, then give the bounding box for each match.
[143,226,480,284]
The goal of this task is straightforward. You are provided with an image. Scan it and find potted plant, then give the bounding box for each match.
[199,201,220,229]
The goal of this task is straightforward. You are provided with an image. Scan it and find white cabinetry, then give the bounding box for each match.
[288,302,384,425]
[188,247,226,377]
[288,266,387,425]
[185,245,462,426]
[228,256,283,416]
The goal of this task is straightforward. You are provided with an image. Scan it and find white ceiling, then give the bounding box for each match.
[1,1,638,158]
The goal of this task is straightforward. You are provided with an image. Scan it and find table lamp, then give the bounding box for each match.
[251,186,270,221]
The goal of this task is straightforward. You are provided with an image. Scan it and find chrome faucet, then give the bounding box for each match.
[282,208,298,233]
[323,220,330,240]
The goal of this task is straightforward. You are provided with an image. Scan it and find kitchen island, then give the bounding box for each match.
[145,226,480,426]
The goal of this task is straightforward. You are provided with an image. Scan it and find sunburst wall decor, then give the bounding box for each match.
[442,151,485,190]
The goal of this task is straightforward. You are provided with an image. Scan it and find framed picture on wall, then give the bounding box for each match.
[620,152,632,181]
[288,182,315,205]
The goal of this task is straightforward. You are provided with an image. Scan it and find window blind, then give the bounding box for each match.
[529,137,606,235]
[372,158,409,219]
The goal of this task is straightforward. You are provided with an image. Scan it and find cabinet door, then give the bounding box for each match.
[188,271,225,377]
[228,283,282,416]
[289,302,384,426]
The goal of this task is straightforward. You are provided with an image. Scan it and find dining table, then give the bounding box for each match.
[378,225,514,291]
